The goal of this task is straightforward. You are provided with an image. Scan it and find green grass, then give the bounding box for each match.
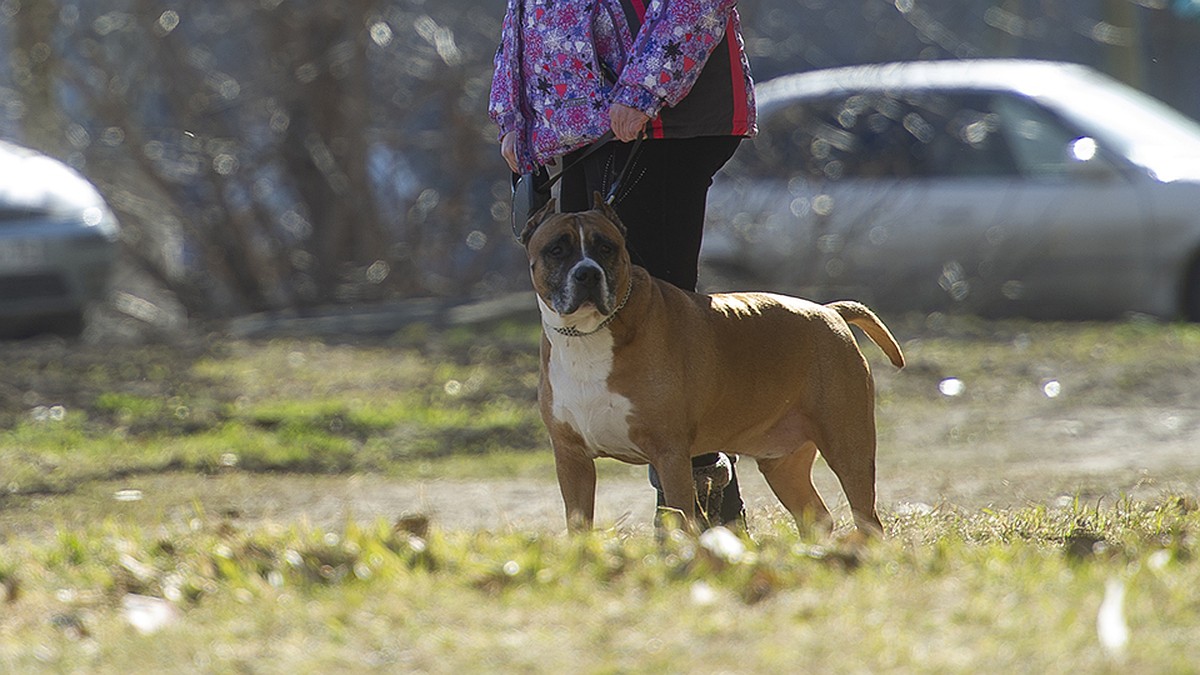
[873,317,1200,405]
[1,498,1198,671]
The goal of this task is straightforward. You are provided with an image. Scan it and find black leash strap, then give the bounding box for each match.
[603,132,644,205]
[527,129,617,197]
[531,129,645,201]
[510,130,645,241]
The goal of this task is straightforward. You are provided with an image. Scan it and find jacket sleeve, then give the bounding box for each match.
[488,1,525,144]
[610,0,739,118]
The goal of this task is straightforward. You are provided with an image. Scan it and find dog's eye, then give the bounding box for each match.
[546,243,567,259]
[595,240,616,256]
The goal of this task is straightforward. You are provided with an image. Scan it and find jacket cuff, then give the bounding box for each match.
[611,84,665,120]
[493,112,524,143]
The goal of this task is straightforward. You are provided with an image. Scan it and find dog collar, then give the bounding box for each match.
[552,277,633,338]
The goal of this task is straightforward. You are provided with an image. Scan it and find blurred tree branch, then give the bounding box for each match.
[6,0,513,319]
[11,0,65,156]
[3,0,1197,322]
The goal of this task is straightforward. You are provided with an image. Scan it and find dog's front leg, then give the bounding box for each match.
[553,440,597,531]
[653,453,697,529]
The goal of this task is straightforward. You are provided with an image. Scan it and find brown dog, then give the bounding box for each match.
[521,195,905,535]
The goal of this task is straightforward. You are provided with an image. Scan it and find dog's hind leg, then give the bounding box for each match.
[756,443,832,535]
[815,416,884,537]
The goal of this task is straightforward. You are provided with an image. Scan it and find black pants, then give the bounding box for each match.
[559,135,746,525]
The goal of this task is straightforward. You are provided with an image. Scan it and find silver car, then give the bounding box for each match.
[0,140,120,337]
[701,60,1200,320]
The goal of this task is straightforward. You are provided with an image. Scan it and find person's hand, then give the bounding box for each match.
[610,103,650,142]
[501,131,520,173]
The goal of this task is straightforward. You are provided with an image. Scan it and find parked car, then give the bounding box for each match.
[0,140,120,337]
[701,60,1200,320]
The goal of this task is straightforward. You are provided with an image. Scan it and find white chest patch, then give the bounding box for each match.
[545,327,644,463]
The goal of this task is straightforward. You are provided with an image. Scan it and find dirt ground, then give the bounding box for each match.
[20,404,1197,537]
[248,362,1200,533]
[239,413,1200,533]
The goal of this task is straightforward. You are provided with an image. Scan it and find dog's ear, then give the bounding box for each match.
[519,197,558,247]
[591,191,627,237]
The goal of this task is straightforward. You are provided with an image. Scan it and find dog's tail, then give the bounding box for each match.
[827,301,905,369]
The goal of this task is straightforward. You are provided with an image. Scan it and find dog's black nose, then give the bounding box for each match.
[572,265,601,286]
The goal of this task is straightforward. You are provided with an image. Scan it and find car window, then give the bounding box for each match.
[0,206,46,221]
[736,91,1023,181]
[990,94,1088,178]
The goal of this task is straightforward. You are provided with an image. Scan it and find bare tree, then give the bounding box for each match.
[4,0,512,320]
[3,0,1197,325]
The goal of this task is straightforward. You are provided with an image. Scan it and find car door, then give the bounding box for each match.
[978,93,1149,318]
[704,92,999,307]
[704,89,1148,317]
[701,98,847,296]
[819,91,1021,312]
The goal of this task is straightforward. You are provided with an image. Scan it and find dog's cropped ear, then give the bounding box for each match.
[591,191,627,237]
[519,197,558,247]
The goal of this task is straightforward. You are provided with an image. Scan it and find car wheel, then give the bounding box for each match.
[47,311,86,337]
[4,311,88,339]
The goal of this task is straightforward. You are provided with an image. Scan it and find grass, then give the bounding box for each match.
[0,321,551,497]
[1,498,1198,671]
[1,315,1199,671]
[4,316,1198,497]
[876,317,1200,407]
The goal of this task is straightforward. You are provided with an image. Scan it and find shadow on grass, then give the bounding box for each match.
[0,318,549,499]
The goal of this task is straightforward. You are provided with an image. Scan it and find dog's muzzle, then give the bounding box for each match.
[556,259,613,315]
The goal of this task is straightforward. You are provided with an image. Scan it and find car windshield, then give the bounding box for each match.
[1038,71,1200,177]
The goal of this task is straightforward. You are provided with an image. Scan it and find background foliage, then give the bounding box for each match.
[1,0,1197,322]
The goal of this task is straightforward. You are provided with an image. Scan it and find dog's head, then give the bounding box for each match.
[520,193,630,329]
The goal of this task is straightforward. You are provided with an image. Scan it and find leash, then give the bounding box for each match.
[536,130,615,197]
[602,132,644,204]
[510,131,645,242]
